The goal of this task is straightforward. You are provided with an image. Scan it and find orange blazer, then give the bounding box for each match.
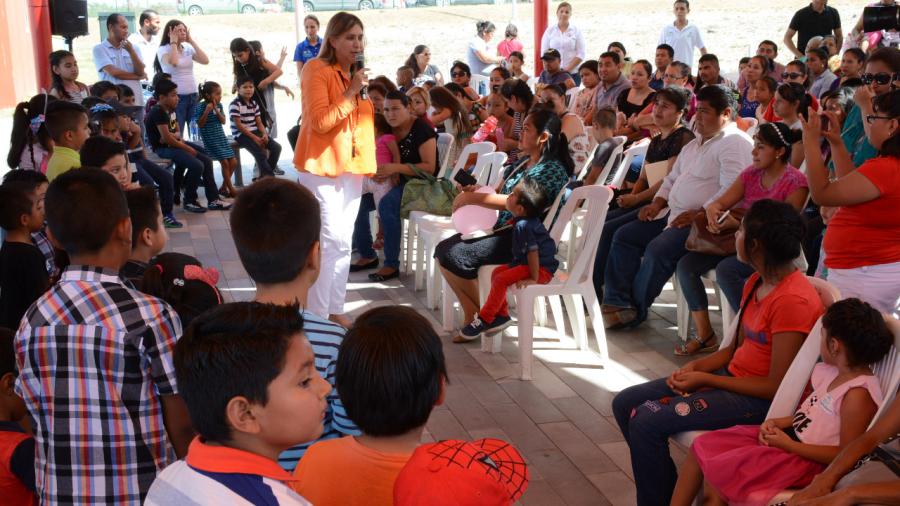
[293,58,376,177]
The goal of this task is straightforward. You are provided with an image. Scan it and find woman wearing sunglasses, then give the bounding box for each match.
[802,87,900,317]
[839,47,900,167]
[449,61,480,102]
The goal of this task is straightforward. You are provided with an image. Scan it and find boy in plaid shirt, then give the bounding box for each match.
[14,169,194,505]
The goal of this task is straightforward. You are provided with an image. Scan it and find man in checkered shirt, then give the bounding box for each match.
[14,169,194,505]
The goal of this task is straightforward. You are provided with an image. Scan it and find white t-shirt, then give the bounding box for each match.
[540,24,587,71]
[467,36,492,76]
[127,32,159,82]
[157,44,197,93]
[658,22,705,69]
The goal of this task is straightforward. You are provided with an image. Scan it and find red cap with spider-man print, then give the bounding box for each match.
[393,438,530,506]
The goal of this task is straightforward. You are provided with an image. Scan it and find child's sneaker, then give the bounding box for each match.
[183,201,207,213]
[482,314,513,334]
[163,213,184,228]
[207,200,232,211]
[458,316,487,341]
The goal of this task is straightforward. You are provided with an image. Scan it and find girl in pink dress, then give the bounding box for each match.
[362,113,400,250]
[671,298,894,506]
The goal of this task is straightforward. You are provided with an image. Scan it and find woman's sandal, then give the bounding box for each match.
[368,269,399,282]
[674,334,718,356]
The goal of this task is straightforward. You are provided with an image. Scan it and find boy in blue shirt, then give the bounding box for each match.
[229,178,359,471]
[461,178,559,339]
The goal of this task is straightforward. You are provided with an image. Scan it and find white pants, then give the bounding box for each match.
[827,261,900,319]
[297,172,364,318]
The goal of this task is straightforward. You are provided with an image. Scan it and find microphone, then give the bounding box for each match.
[353,53,368,100]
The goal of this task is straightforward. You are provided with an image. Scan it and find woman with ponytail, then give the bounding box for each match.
[154,19,209,134]
[405,45,443,86]
[802,89,900,316]
[614,199,825,506]
[140,252,221,328]
[7,94,56,171]
[435,107,573,343]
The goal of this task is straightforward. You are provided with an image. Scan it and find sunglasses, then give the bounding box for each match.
[451,72,467,78]
[781,72,804,80]
[861,72,899,85]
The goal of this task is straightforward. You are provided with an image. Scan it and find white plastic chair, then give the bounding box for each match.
[436,132,454,176]
[671,277,842,449]
[470,74,490,97]
[480,185,614,380]
[403,141,496,275]
[607,139,650,188]
[576,136,627,183]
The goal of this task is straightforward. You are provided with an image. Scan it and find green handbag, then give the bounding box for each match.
[399,164,459,219]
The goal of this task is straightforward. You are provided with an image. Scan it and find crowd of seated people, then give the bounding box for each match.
[1,2,900,505]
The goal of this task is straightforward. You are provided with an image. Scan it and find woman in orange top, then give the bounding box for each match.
[294,12,375,326]
[802,89,900,316]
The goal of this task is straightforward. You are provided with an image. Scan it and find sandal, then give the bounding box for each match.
[674,333,718,356]
[368,269,399,282]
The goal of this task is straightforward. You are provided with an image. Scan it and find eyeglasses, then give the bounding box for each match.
[861,72,899,85]
[781,72,804,80]
[451,72,467,78]
[866,114,897,124]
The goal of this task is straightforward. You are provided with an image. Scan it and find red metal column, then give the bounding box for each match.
[29,0,53,91]
[534,0,548,76]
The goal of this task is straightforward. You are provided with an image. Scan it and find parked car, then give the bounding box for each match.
[283,0,387,11]
[176,0,268,15]
[412,0,498,5]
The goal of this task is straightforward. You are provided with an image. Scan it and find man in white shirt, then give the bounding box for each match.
[127,9,160,85]
[93,13,145,106]
[600,85,752,329]
[658,0,707,70]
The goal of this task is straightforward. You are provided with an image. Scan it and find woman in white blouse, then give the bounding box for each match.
[540,2,586,86]
[467,21,504,77]
[154,19,209,134]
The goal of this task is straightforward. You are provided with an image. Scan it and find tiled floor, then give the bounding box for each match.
[165,174,728,505]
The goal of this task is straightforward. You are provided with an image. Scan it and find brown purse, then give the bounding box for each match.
[685,208,746,256]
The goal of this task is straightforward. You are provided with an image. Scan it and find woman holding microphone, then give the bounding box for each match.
[294,12,375,326]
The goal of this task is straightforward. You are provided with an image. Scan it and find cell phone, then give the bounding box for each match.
[453,169,478,187]
[716,210,731,224]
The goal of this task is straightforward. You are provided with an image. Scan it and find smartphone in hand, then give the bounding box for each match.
[453,169,478,187]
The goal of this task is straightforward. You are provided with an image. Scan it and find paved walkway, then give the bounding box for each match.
[164,174,730,505]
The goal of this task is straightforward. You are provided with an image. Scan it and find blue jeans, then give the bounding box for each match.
[603,219,690,324]
[130,154,175,215]
[611,375,771,506]
[715,255,756,312]
[235,134,282,177]
[353,192,376,260]
[155,141,218,205]
[175,93,199,138]
[593,206,642,298]
[378,183,405,269]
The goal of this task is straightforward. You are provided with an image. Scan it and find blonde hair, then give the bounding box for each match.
[405,86,431,109]
[317,12,364,64]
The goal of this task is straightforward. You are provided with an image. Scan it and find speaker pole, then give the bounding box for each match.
[65,35,74,53]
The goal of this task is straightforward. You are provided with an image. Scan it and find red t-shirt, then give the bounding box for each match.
[728,271,824,378]
[824,156,900,269]
[497,39,524,59]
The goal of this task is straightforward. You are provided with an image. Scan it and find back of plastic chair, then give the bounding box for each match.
[549,185,614,285]
[470,74,489,97]
[589,137,627,185]
[872,318,900,422]
[437,133,454,176]
[477,152,508,187]
[608,140,649,188]
[765,317,826,419]
[543,186,567,232]
[448,141,496,181]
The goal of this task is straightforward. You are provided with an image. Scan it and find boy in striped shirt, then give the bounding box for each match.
[229,178,360,471]
[230,76,283,179]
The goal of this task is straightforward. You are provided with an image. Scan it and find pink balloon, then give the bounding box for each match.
[453,187,498,234]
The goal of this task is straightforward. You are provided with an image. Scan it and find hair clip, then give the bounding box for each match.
[183,265,220,288]
[173,278,185,287]
[29,115,45,135]
[90,103,115,114]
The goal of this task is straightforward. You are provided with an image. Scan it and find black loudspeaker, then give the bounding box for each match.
[50,0,89,38]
